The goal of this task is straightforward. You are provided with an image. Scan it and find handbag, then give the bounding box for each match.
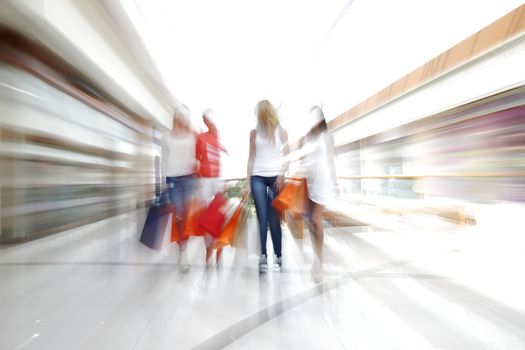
[140,202,172,250]
[198,193,228,238]
[167,204,186,243]
[232,199,250,249]
[272,178,307,215]
[185,198,206,236]
[215,195,248,248]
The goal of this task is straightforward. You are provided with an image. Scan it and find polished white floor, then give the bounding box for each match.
[1,206,525,350]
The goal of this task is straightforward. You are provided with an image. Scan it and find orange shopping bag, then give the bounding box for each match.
[272,178,306,214]
[185,198,206,236]
[167,205,179,242]
[215,195,248,249]
[289,178,307,216]
[168,204,190,243]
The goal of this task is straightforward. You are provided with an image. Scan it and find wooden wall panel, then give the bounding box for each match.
[329,4,525,131]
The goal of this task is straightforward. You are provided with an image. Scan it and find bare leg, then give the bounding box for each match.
[204,234,213,267]
[216,247,223,265]
[205,247,213,266]
[309,199,324,281]
[178,238,189,273]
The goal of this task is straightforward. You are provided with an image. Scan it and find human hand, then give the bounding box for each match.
[193,160,200,174]
[276,175,285,192]
[243,180,251,195]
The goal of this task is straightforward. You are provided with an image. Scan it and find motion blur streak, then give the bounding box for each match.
[326,88,525,229]
[1,4,525,245]
[0,29,159,243]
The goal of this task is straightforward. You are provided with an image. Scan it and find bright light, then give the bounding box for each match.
[119,0,524,177]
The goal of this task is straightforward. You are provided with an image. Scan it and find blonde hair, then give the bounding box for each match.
[255,100,279,144]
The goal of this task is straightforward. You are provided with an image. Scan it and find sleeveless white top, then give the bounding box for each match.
[252,126,284,177]
[302,131,337,205]
[166,131,196,177]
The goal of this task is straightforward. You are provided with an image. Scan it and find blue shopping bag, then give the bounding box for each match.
[139,192,172,250]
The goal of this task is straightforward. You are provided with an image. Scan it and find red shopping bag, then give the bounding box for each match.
[198,193,228,238]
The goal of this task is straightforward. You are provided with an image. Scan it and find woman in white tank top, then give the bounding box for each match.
[163,108,197,273]
[246,100,289,273]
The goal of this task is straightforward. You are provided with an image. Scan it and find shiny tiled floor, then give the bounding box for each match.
[1,208,525,350]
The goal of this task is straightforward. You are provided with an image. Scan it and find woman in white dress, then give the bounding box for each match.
[299,106,338,281]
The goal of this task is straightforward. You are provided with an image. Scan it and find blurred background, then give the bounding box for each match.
[1,1,525,349]
[0,0,524,244]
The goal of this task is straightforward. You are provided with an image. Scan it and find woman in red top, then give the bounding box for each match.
[195,109,227,267]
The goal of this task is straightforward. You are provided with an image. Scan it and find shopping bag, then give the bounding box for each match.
[215,196,248,249]
[185,198,206,236]
[291,179,307,215]
[271,181,294,213]
[232,201,250,249]
[272,179,306,214]
[198,193,228,238]
[140,203,171,250]
[167,204,186,243]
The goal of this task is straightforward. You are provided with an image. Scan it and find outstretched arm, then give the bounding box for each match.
[194,133,202,174]
[277,127,290,191]
[326,132,339,196]
[245,130,256,191]
[217,141,228,155]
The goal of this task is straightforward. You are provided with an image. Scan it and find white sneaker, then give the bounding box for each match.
[311,261,323,283]
[259,254,268,273]
[273,254,282,272]
[178,243,190,273]
[178,251,189,273]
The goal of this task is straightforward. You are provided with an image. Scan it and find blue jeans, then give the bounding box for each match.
[250,175,282,257]
[166,175,196,234]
